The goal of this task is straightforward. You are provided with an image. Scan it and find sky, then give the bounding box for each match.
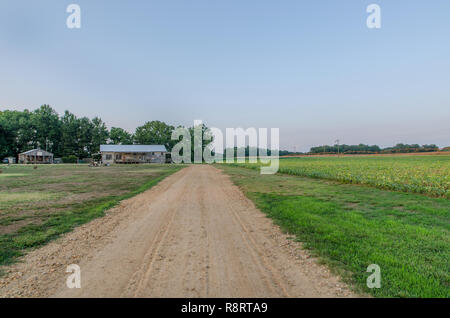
[0,0,449,151]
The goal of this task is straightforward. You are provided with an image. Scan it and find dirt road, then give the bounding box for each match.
[0,165,355,297]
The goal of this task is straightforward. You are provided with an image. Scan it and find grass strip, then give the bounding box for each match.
[220,165,449,298]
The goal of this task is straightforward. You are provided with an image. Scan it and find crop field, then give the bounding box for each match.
[0,164,181,267]
[237,155,450,197]
[219,162,450,297]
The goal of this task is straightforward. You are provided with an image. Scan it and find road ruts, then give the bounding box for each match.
[0,165,355,298]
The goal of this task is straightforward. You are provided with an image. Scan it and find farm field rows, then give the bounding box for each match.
[0,164,181,268]
[219,163,450,297]
[237,155,450,197]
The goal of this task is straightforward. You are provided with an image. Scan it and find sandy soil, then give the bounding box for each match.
[0,165,356,298]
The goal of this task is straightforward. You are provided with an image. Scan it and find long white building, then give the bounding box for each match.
[100,145,168,164]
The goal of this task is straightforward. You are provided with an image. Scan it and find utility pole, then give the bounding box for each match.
[335,139,340,156]
[45,138,49,164]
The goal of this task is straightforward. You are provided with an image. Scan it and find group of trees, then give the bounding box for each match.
[309,143,440,155]
[0,105,186,160]
[1,105,446,160]
[380,143,440,153]
[0,105,109,159]
[310,144,381,154]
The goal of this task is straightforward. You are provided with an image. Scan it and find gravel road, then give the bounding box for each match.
[0,165,355,297]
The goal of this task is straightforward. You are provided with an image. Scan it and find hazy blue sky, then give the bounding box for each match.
[0,0,449,151]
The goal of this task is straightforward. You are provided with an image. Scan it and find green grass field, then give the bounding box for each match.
[0,164,181,267]
[219,156,450,298]
[1,158,448,297]
[237,155,450,197]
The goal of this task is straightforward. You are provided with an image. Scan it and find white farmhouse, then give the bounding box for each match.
[100,145,168,164]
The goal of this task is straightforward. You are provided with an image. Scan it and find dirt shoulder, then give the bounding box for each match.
[0,165,356,297]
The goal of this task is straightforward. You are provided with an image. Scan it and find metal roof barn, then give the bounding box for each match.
[18,149,54,164]
[100,145,168,164]
[100,145,167,153]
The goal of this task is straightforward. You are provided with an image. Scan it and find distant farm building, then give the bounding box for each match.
[4,157,16,164]
[19,149,54,164]
[100,145,168,164]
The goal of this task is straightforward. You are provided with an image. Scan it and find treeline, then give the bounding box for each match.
[0,105,109,159]
[380,143,440,153]
[309,143,441,154]
[223,146,276,158]
[0,105,202,159]
[2,105,445,160]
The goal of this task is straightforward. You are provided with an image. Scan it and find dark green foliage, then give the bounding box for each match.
[309,143,440,154]
[62,155,78,163]
[0,106,212,160]
[109,127,134,145]
[134,120,176,150]
[0,107,106,159]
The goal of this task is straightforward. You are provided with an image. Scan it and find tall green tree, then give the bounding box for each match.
[78,117,94,158]
[60,110,81,157]
[188,123,214,162]
[0,110,34,155]
[109,127,133,145]
[90,117,109,154]
[0,121,12,158]
[134,120,175,150]
[32,105,61,154]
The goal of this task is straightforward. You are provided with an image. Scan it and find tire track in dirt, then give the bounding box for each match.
[221,188,291,297]
[124,205,178,297]
[0,165,357,298]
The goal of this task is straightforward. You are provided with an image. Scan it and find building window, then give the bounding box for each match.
[105,154,112,160]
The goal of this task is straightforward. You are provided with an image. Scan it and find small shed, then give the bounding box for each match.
[19,149,54,164]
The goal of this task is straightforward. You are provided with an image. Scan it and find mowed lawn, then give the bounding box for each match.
[219,164,450,298]
[0,164,181,267]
